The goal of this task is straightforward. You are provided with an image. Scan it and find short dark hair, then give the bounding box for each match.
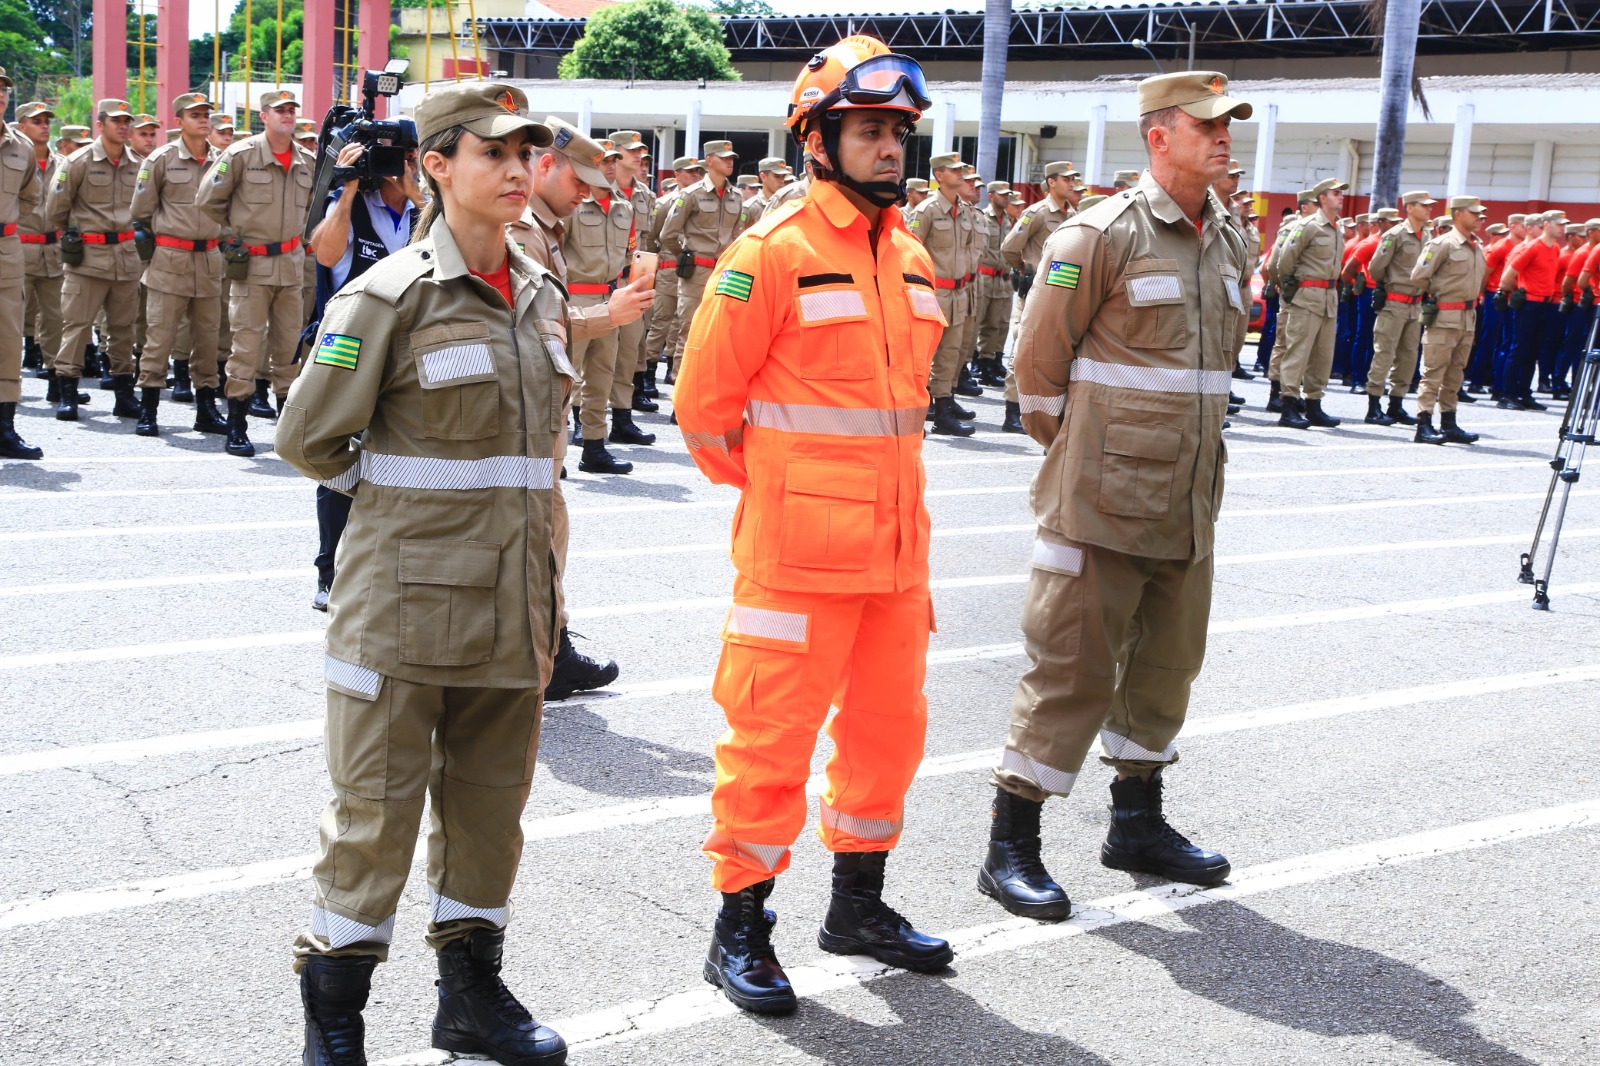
[1137,105,1181,155]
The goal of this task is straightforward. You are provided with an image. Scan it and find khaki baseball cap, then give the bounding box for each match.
[543,115,609,187]
[930,152,965,171]
[132,113,159,129]
[1227,159,1245,176]
[1541,210,1569,225]
[1400,190,1437,206]
[1078,194,1108,210]
[702,139,737,159]
[905,177,929,191]
[173,92,213,115]
[1447,195,1487,214]
[294,118,316,133]
[17,101,53,121]
[166,129,181,143]
[736,174,758,187]
[98,99,134,119]
[258,89,297,111]
[1311,178,1348,197]
[986,180,1012,196]
[61,124,90,141]
[1352,212,1371,223]
[1486,223,1509,235]
[662,178,679,191]
[1374,207,1401,221]
[0,65,11,87]
[1507,213,1526,225]
[600,139,623,161]
[610,129,645,150]
[1137,70,1252,120]
[415,83,552,146]
[756,156,787,174]
[1584,218,1600,231]
[1339,217,1356,228]
[1113,170,1139,184]
[1043,160,1079,179]
[1296,189,1317,204]
[212,116,234,131]
[671,155,699,171]
[1565,223,1584,236]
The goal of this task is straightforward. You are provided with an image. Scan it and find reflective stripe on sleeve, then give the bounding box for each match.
[320,463,362,494]
[745,399,924,437]
[1017,393,1066,416]
[683,424,745,456]
[726,605,808,643]
[1070,360,1233,396]
[361,453,555,491]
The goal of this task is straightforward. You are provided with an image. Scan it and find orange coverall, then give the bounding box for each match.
[675,180,947,892]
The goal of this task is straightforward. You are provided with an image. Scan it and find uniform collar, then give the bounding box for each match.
[807,178,909,237]
[1138,169,1230,231]
[428,215,542,302]
[525,191,564,242]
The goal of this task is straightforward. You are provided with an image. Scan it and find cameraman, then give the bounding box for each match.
[304,141,425,611]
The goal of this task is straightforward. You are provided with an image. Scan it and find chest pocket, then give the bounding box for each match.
[1218,268,1244,314]
[573,208,606,247]
[242,168,274,204]
[535,317,576,433]
[1123,257,1188,350]
[411,321,500,441]
[0,152,26,195]
[793,281,875,380]
[84,167,115,204]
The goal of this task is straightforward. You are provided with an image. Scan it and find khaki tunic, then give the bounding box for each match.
[616,178,656,382]
[765,176,808,212]
[20,149,64,277]
[130,140,224,299]
[1411,227,1488,414]
[0,124,43,403]
[643,188,685,365]
[1366,220,1429,396]
[44,139,143,282]
[906,188,976,395]
[20,149,63,362]
[1001,196,1071,275]
[194,133,313,287]
[659,176,748,364]
[563,190,633,436]
[1274,211,1343,399]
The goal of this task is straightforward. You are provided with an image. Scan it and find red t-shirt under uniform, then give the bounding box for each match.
[469,258,514,308]
[1508,239,1563,300]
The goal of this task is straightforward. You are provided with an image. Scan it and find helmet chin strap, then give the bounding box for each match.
[816,119,907,209]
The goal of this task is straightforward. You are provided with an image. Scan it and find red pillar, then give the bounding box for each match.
[358,0,392,118]
[303,0,335,122]
[156,0,190,129]
[93,0,130,112]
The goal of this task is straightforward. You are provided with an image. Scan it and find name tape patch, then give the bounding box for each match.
[315,333,361,370]
[1045,261,1081,289]
[715,269,754,302]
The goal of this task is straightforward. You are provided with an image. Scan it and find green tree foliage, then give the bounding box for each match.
[559,0,737,82]
[699,0,775,15]
[0,0,73,104]
[53,73,92,127]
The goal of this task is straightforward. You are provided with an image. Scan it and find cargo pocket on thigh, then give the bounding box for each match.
[1098,420,1181,520]
[398,539,500,666]
[777,459,877,571]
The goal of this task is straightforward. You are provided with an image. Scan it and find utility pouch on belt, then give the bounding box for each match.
[1493,290,1508,312]
[1582,290,1596,310]
[133,221,155,263]
[1017,269,1034,297]
[60,227,84,267]
[675,256,696,280]
[1264,281,1279,300]
[1281,275,1300,303]
[223,238,250,282]
[1509,288,1528,311]
[1559,294,1574,314]
[1420,294,1439,328]
[1371,283,1388,312]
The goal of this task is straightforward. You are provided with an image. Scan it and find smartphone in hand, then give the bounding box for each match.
[632,250,659,279]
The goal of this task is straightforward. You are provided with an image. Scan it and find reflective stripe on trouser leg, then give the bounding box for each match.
[996,536,1208,802]
[819,581,930,853]
[568,291,619,439]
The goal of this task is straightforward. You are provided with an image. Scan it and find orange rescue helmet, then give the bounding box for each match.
[786,35,931,146]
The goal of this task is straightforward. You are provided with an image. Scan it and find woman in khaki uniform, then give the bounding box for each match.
[276,83,572,1066]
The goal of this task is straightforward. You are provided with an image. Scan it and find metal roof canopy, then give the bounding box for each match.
[475,0,1600,62]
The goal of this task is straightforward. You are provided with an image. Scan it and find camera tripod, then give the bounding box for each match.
[1518,313,1600,610]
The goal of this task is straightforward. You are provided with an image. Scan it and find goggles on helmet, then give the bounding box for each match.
[832,53,932,112]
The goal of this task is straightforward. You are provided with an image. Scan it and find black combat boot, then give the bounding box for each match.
[225,397,256,457]
[978,787,1070,920]
[1440,411,1479,444]
[1304,398,1341,427]
[578,437,632,474]
[569,408,582,447]
[608,408,656,446]
[1101,770,1231,885]
[432,929,567,1065]
[193,387,228,435]
[662,359,677,386]
[111,374,142,418]
[1265,378,1282,412]
[171,359,194,402]
[1363,394,1395,426]
[1457,387,1477,404]
[1385,395,1417,426]
[81,343,98,382]
[1001,400,1025,434]
[543,627,619,702]
[22,335,40,371]
[276,393,286,417]
[1232,362,1255,380]
[45,369,59,404]
[55,375,82,421]
[929,395,975,437]
[705,879,797,1015]
[980,355,1007,387]
[135,387,161,436]
[955,362,984,397]
[643,359,660,398]
[1277,395,1310,430]
[98,349,116,390]
[630,371,659,413]
[1413,412,1447,445]
[819,851,953,971]
[249,378,276,419]
[949,394,976,420]
[300,953,378,1066]
[0,403,43,460]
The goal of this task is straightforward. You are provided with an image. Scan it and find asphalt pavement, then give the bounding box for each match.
[2,370,1596,1066]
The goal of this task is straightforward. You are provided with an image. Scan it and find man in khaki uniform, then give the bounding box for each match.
[954,165,989,400]
[976,180,1015,397]
[605,130,660,418]
[643,155,702,385]
[47,98,145,422]
[15,101,64,393]
[659,139,748,373]
[1112,169,1139,191]
[1410,195,1488,445]
[743,156,790,226]
[129,92,227,437]
[1214,159,1255,386]
[1260,190,1320,412]
[0,68,45,459]
[1274,176,1347,428]
[208,117,234,151]
[196,89,314,456]
[58,125,90,155]
[999,160,1078,420]
[1363,189,1435,427]
[907,151,977,435]
[981,72,1250,922]
[903,176,928,209]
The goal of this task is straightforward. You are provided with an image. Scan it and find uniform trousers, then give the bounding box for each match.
[994,532,1212,803]
[1268,303,1293,382]
[313,485,354,587]
[1418,321,1478,415]
[225,279,302,401]
[975,287,1011,357]
[22,262,63,369]
[1466,301,1496,388]
[1002,291,1027,403]
[1281,305,1337,400]
[1253,293,1278,371]
[646,269,680,370]
[567,291,619,440]
[293,673,544,965]
[705,574,931,893]
[53,272,138,378]
[140,287,222,390]
[1510,302,1559,401]
[928,286,972,398]
[671,267,712,367]
[1368,304,1423,398]
[1555,303,1596,390]
[611,308,647,412]
[1492,306,1518,396]
[217,277,233,367]
[0,278,20,403]
[1353,289,1376,388]
[1332,295,1356,383]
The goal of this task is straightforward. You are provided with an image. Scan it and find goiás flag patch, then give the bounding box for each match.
[315,333,362,370]
[1045,261,1081,289]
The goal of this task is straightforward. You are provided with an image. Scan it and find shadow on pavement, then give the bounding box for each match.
[1094,899,1537,1066]
[537,706,714,797]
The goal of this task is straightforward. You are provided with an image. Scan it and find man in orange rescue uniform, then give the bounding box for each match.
[675,36,955,1016]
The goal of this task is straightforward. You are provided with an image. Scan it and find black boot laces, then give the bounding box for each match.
[477,970,535,1026]
[307,1008,364,1065]
[1141,776,1197,850]
[738,897,780,962]
[1009,835,1055,884]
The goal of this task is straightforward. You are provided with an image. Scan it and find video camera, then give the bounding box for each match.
[304,60,418,241]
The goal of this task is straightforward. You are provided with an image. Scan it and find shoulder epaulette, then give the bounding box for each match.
[1065,189,1138,233]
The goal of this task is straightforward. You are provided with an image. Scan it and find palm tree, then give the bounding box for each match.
[1369,0,1421,211]
[976,0,1009,207]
